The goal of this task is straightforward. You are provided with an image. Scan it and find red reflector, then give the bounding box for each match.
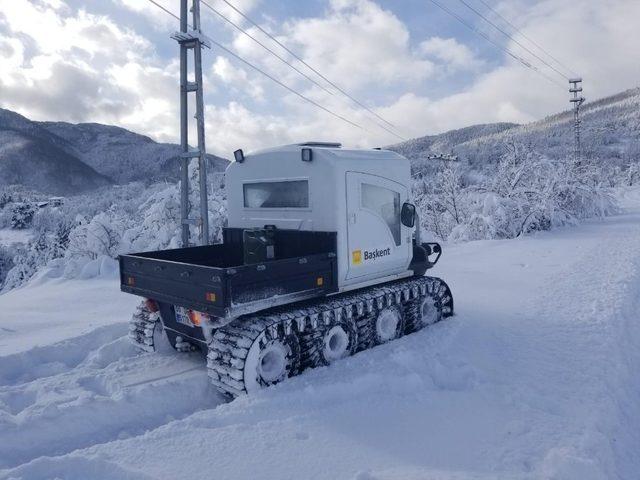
[144,298,159,313]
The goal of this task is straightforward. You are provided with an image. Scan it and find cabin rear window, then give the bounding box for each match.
[243,180,309,208]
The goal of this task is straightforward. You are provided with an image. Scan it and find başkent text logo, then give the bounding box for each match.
[364,247,391,261]
[352,247,392,265]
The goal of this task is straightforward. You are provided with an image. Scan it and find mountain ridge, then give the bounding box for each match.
[0,108,228,195]
[0,109,112,195]
[388,86,640,172]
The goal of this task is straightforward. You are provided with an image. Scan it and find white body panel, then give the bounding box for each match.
[225,144,413,288]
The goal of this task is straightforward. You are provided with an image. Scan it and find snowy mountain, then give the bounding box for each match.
[389,122,518,161]
[41,121,228,185]
[0,109,112,195]
[0,108,228,194]
[389,87,640,172]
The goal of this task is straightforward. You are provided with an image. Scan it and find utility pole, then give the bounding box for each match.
[569,78,585,165]
[172,0,210,247]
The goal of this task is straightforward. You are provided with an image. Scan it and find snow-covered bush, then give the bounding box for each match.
[1,235,50,291]
[414,140,616,242]
[121,174,227,254]
[31,207,64,234]
[0,206,12,229]
[0,245,15,288]
[415,164,471,240]
[0,193,12,210]
[67,209,129,261]
[626,162,640,186]
[120,184,182,253]
[1,177,227,292]
[10,203,36,229]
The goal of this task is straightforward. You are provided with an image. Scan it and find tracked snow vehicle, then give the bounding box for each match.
[120,142,453,397]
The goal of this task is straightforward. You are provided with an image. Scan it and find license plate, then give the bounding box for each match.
[175,306,193,327]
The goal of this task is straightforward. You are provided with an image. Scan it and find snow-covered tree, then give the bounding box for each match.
[10,203,35,229]
[0,245,15,288]
[67,209,127,260]
[627,162,640,186]
[0,192,12,210]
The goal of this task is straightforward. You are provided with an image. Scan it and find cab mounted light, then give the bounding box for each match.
[301,148,313,162]
[234,149,245,163]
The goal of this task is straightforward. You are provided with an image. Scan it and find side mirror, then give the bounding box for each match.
[401,202,416,228]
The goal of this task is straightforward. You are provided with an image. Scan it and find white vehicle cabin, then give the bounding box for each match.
[225,142,416,290]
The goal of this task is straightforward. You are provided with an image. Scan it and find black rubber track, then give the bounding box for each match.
[207,276,454,397]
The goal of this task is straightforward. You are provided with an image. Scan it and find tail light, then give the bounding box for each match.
[188,310,209,326]
[144,298,159,313]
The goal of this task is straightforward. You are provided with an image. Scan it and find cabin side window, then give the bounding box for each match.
[243,180,309,209]
[361,182,401,246]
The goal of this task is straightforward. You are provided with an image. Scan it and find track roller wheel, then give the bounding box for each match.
[373,305,405,344]
[243,324,301,393]
[318,319,358,365]
[128,301,174,353]
[404,278,453,333]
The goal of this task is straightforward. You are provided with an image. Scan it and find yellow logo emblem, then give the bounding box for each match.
[352,249,362,265]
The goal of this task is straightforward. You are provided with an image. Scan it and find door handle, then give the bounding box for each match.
[349,212,357,224]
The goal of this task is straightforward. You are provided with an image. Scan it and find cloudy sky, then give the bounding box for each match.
[1,0,638,157]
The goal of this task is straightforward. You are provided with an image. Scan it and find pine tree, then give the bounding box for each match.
[11,203,36,229]
[0,193,13,210]
[52,220,72,259]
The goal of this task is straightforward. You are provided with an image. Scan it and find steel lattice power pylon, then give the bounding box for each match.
[171,0,210,247]
[569,78,585,165]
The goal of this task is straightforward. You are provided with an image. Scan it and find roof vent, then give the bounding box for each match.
[298,142,342,148]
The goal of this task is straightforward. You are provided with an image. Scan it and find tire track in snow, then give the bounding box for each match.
[0,323,127,387]
[485,208,640,478]
[0,328,224,469]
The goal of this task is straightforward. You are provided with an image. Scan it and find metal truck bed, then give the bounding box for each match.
[119,228,338,321]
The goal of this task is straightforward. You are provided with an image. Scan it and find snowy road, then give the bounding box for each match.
[1,190,640,479]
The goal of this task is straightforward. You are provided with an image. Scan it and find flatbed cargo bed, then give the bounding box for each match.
[119,228,338,321]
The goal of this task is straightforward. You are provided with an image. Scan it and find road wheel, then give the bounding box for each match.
[374,306,404,344]
[243,325,301,393]
[319,320,358,365]
[128,301,175,353]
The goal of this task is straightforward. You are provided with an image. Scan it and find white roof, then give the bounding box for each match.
[247,142,404,162]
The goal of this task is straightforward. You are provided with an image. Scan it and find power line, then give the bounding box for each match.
[200,0,335,96]
[200,0,405,140]
[455,0,568,80]
[475,0,576,78]
[147,0,180,20]
[216,0,403,134]
[426,0,565,89]
[144,0,368,133]
[203,36,368,131]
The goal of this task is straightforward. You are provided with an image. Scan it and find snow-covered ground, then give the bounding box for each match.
[1,189,640,480]
[0,229,31,247]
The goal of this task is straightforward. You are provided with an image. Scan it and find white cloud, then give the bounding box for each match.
[113,0,261,28]
[0,0,176,139]
[218,0,640,150]
[110,0,186,30]
[280,0,434,90]
[211,56,264,101]
[213,0,262,25]
[1,0,639,160]
[420,37,483,74]
[204,101,291,154]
